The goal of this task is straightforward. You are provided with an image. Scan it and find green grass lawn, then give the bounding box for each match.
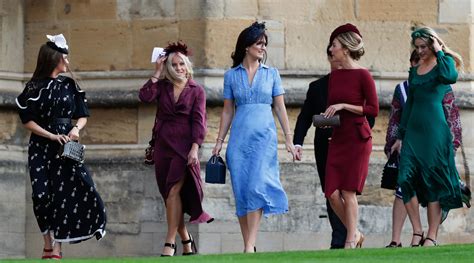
[3,243,473,263]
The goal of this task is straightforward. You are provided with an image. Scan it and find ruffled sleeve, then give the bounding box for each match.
[72,81,90,119]
[16,82,43,124]
[436,51,458,84]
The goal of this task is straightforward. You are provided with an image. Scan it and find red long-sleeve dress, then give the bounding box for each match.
[139,78,213,223]
[324,69,379,197]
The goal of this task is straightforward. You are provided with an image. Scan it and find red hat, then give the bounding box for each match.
[329,23,362,44]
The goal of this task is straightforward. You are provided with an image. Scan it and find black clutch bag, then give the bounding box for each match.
[59,141,85,163]
[381,151,399,190]
[205,155,226,184]
[312,114,340,127]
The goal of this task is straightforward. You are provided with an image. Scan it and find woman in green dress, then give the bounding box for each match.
[392,27,464,247]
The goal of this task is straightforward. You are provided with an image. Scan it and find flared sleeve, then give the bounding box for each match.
[191,86,207,146]
[72,81,90,119]
[437,51,458,84]
[139,79,162,102]
[16,81,46,124]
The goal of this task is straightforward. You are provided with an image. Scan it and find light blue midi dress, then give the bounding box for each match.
[223,63,289,217]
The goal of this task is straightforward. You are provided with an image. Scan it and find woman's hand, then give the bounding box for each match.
[391,139,402,156]
[431,36,443,53]
[212,141,223,156]
[294,145,303,161]
[152,56,167,81]
[68,126,80,141]
[285,136,297,162]
[49,133,70,145]
[187,146,199,166]
[324,103,345,118]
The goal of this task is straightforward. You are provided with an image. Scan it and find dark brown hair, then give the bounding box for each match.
[31,44,64,81]
[231,22,268,68]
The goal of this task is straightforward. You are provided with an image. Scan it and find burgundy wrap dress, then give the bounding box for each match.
[139,78,213,224]
[324,69,379,197]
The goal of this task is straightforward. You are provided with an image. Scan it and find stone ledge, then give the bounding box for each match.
[2,70,474,108]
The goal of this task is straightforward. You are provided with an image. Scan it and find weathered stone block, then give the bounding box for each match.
[357,0,438,23]
[224,0,258,18]
[258,0,317,21]
[131,20,179,70]
[25,0,55,23]
[137,105,156,144]
[24,22,69,72]
[0,110,20,143]
[176,0,207,19]
[81,108,138,144]
[56,0,117,21]
[178,20,207,67]
[203,19,254,68]
[69,21,132,71]
[117,0,175,20]
[439,0,472,24]
[312,0,356,22]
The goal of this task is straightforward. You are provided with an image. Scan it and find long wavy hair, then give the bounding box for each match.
[411,27,463,71]
[231,22,268,68]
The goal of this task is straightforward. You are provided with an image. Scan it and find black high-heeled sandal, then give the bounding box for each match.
[182,234,197,256]
[160,243,176,257]
[423,237,438,246]
[385,241,402,248]
[411,232,424,247]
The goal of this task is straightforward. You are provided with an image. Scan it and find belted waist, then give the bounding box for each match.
[51,118,72,125]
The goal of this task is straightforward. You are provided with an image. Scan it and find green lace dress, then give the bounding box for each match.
[397,51,462,211]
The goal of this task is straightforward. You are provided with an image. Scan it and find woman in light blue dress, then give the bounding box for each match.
[212,22,297,253]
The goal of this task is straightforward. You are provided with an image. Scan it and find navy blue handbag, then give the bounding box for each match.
[205,155,226,184]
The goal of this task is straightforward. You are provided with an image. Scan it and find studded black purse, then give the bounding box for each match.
[59,141,85,162]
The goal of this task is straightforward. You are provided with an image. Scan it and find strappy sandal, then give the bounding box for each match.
[411,232,424,247]
[182,233,197,256]
[160,243,176,257]
[385,241,402,248]
[423,237,438,247]
[41,248,53,259]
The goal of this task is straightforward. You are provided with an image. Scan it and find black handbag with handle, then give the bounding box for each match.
[59,141,85,163]
[205,155,226,184]
[381,151,399,190]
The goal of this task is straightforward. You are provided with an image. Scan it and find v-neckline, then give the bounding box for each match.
[171,84,186,104]
[244,66,259,88]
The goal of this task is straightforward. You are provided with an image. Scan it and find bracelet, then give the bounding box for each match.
[151,75,159,80]
[74,125,80,130]
[216,137,224,142]
[285,133,293,136]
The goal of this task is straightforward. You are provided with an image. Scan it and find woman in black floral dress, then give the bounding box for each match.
[16,34,106,259]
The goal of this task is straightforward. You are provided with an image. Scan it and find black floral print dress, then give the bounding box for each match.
[16,76,106,243]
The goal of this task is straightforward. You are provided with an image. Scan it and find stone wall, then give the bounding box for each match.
[1,0,474,259]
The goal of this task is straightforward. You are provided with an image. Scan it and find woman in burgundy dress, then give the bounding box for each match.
[139,42,213,256]
[323,24,379,249]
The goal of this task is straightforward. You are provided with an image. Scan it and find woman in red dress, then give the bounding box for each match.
[323,24,379,249]
[139,42,213,256]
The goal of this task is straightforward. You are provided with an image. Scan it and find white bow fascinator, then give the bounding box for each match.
[46,34,69,54]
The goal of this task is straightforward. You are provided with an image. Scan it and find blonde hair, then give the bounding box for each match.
[337,32,365,60]
[411,26,463,71]
[163,52,193,84]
